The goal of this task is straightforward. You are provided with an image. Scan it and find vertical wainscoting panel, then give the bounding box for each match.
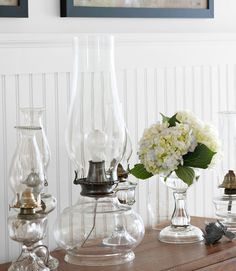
[4,75,21,259]
[154,68,169,224]
[0,75,9,262]
[2,36,236,262]
[44,73,60,249]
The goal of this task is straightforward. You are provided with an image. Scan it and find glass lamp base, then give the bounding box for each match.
[64,250,135,266]
[8,253,50,271]
[46,256,60,270]
[214,195,236,233]
[159,225,204,244]
[217,219,236,232]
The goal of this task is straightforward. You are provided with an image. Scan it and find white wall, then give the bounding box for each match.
[0,0,235,33]
[1,0,236,264]
[1,33,236,263]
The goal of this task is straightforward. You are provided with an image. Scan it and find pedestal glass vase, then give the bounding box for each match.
[159,174,203,243]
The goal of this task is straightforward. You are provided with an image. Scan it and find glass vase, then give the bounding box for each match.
[159,174,203,243]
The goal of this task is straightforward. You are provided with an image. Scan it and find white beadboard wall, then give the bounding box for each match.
[1,33,236,262]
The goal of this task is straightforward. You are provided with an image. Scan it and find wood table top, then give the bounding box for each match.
[1,217,236,271]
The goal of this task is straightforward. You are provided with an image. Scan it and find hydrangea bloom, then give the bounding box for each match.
[138,111,220,178]
[139,121,197,176]
[176,111,221,166]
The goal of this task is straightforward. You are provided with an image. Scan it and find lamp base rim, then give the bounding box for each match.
[159,224,204,244]
[64,250,135,266]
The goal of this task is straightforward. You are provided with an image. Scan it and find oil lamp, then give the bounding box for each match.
[54,35,144,266]
[213,170,236,231]
[19,108,59,269]
[8,126,51,270]
[115,130,137,206]
[213,112,236,232]
[115,164,137,205]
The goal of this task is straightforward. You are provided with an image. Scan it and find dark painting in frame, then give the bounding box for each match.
[0,0,28,17]
[60,0,214,18]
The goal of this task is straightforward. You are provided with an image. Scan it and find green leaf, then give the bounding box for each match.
[129,163,153,180]
[168,113,180,127]
[183,143,216,169]
[175,166,195,186]
[160,113,170,123]
[160,113,180,127]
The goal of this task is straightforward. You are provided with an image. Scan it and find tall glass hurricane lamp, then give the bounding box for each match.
[54,35,144,266]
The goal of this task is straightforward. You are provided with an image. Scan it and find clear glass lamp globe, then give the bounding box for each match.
[54,34,145,266]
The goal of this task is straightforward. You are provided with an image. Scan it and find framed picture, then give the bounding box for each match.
[0,0,28,17]
[60,0,214,18]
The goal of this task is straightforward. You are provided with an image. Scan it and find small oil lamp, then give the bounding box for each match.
[19,108,59,270]
[115,164,137,206]
[115,131,137,206]
[8,126,56,270]
[213,170,236,232]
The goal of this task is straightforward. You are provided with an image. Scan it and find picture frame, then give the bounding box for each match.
[60,0,214,18]
[0,0,28,17]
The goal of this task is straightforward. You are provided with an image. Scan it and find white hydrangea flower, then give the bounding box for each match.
[138,110,220,178]
[138,122,197,176]
[176,110,221,166]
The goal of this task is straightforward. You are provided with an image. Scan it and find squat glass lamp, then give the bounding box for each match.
[53,35,144,266]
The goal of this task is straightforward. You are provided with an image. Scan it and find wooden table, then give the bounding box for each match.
[1,217,236,271]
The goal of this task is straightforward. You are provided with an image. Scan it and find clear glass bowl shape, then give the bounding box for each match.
[54,195,145,266]
[8,215,47,247]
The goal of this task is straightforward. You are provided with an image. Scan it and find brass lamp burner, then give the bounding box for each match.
[20,189,39,209]
[219,170,236,195]
[11,189,41,217]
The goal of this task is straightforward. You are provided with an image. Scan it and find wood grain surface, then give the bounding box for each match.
[1,217,236,271]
